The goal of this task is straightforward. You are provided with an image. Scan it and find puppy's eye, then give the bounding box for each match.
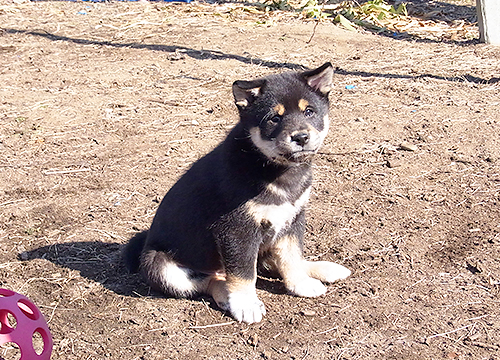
[269,115,282,124]
[304,107,315,117]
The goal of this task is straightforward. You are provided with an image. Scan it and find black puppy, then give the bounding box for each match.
[124,63,351,323]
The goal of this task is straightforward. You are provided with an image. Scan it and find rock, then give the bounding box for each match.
[399,142,418,151]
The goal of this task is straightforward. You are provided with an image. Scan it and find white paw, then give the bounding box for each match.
[226,291,266,324]
[288,277,327,298]
[308,261,351,283]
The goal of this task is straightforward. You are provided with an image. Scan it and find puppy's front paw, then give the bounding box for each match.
[227,291,266,324]
[288,277,327,297]
[307,261,351,283]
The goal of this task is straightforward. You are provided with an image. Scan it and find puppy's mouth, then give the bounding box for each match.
[284,149,318,162]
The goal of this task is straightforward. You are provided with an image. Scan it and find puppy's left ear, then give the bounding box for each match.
[302,62,334,95]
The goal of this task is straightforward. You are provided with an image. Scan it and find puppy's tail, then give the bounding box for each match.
[123,230,148,273]
[141,249,220,299]
[123,231,220,298]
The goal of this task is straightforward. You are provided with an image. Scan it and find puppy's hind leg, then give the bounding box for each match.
[140,249,200,298]
[140,251,265,323]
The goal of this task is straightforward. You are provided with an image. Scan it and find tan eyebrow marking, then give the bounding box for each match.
[274,103,285,116]
[298,99,309,111]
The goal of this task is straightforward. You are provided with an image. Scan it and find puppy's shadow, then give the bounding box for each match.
[21,239,288,299]
[21,240,148,297]
[256,268,289,295]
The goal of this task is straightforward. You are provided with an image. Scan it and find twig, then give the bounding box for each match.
[188,321,234,329]
[148,327,169,332]
[455,322,475,344]
[43,168,91,175]
[99,20,164,31]
[338,304,351,312]
[318,150,357,156]
[124,343,153,348]
[465,340,500,350]
[405,277,426,290]
[0,261,22,269]
[0,199,26,206]
[306,21,320,44]
[317,326,338,335]
[466,314,489,322]
[91,228,124,240]
[427,324,473,339]
[46,301,59,324]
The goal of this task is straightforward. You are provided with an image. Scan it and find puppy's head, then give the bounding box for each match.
[233,63,333,165]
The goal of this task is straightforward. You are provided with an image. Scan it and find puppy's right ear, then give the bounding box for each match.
[302,62,333,96]
[232,79,266,108]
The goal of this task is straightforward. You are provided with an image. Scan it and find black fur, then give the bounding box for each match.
[123,230,147,273]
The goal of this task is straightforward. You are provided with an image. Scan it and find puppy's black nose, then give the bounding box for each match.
[291,132,310,147]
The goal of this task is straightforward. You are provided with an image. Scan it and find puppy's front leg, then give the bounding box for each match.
[209,239,266,323]
[269,213,350,297]
[227,273,266,323]
[270,233,329,297]
[208,274,265,324]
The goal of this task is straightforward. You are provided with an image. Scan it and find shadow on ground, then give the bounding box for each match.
[21,240,288,298]
[4,27,497,83]
[22,240,149,297]
[2,28,304,71]
[398,0,477,23]
[334,67,500,84]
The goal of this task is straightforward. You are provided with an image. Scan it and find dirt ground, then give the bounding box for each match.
[1,0,500,359]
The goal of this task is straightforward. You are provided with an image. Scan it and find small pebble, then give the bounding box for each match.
[399,142,418,151]
[300,309,316,317]
[386,159,401,168]
[248,334,259,346]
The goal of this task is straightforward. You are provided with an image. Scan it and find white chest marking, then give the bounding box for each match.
[246,186,311,235]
